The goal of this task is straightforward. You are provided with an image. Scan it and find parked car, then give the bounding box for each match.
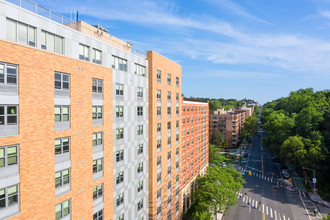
[282,169,290,179]
[243,153,249,158]
[221,162,227,167]
[241,158,247,165]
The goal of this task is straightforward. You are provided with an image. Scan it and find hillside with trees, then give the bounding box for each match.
[261,88,330,200]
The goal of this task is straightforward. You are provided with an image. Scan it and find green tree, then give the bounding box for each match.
[211,130,225,147]
[192,212,212,220]
[193,167,245,216]
[280,136,307,167]
[241,116,258,141]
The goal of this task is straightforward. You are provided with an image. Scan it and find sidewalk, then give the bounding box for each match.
[308,192,330,208]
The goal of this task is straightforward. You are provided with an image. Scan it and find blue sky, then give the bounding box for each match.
[35,0,330,104]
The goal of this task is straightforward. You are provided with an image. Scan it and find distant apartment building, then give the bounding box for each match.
[147,51,182,220]
[181,98,209,213]
[209,104,254,147]
[0,0,148,219]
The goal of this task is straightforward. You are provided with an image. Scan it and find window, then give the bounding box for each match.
[0,62,17,85]
[176,120,179,128]
[157,172,161,182]
[93,158,103,173]
[157,107,161,116]
[182,118,185,125]
[92,106,103,120]
[176,77,179,88]
[54,72,69,90]
[137,87,143,97]
[137,181,143,192]
[167,136,171,146]
[117,214,124,220]
[6,18,36,47]
[93,184,103,200]
[157,140,161,150]
[168,195,171,206]
[157,189,161,199]
[93,209,103,220]
[116,172,124,184]
[157,205,161,215]
[112,56,127,71]
[176,202,179,213]
[137,163,143,173]
[157,70,161,83]
[137,199,143,211]
[168,181,171,190]
[157,123,161,132]
[92,79,103,93]
[116,128,124,140]
[137,144,143,154]
[0,145,18,167]
[116,83,124,96]
[55,199,70,220]
[41,30,64,54]
[115,106,124,119]
[176,93,179,102]
[137,125,143,135]
[92,132,103,147]
[176,134,179,143]
[116,193,124,207]
[157,156,161,166]
[116,150,124,162]
[167,166,171,175]
[93,48,102,64]
[54,169,70,188]
[137,107,143,116]
[167,91,171,100]
[167,74,171,85]
[176,107,179,116]
[54,106,69,122]
[167,152,171,160]
[176,175,179,183]
[167,122,171,130]
[167,107,171,116]
[79,44,90,61]
[156,90,161,99]
[135,64,146,76]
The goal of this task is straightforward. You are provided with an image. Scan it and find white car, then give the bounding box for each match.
[221,162,227,167]
[282,169,290,178]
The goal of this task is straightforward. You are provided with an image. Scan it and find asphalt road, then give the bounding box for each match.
[223,135,320,220]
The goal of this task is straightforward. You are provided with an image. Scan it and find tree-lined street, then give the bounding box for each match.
[223,135,323,220]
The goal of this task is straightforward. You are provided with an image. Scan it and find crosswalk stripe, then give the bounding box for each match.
[277,181,279,185]
[283,215,286,220]
[266,206,269,215]
[275,210,277,220]
[243,196,245,203]
[279,213,281,220]
[268,177,270,181]
[262,204,264,213]
[252,199,254,208]
[288,218,290,220]
[249,197,251,205]
[270,208,273,218]
[271,178,273,183]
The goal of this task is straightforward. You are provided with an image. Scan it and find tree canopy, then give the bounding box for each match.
[192,166,245,219]
[261,88,330,200]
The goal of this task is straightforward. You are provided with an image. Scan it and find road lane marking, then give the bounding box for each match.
[262,204,264,213]
[270,208,273,218]
[266,206,268,215]
[298,188,312,220]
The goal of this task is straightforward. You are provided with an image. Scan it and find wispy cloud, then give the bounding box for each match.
[204,0,270,24]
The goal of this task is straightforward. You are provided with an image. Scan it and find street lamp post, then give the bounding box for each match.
[302,167,316,193]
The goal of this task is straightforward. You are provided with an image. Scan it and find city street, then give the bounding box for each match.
[223,136,322,220]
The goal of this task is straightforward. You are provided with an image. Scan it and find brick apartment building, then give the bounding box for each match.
[209,105,254,147]
[181,98,209,213]
[0,0,209,219]
[0,0,148,219]
[147,51,182,220]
